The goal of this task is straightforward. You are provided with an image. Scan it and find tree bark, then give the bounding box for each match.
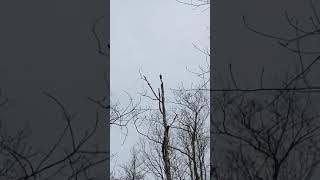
[160,78,172,180]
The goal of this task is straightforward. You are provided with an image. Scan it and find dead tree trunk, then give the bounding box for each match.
[160,75,172,180]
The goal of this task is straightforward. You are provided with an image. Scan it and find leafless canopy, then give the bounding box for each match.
[211,1,320,180]
[0,92,107,180]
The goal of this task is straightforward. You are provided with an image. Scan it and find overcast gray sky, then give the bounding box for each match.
[110,0,209,176]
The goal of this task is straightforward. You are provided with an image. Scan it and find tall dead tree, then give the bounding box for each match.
[159,75,172,180]
[137,74,172,180]
[131,71,210,180]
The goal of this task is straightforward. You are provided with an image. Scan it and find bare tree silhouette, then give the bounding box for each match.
[0,91,107,180]
[211,1,320,179]
[0,15,110,179]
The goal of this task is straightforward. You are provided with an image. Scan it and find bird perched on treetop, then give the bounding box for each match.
[160,74,162,80]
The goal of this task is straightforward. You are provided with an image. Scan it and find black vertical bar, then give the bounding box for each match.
[0,0,109,179]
